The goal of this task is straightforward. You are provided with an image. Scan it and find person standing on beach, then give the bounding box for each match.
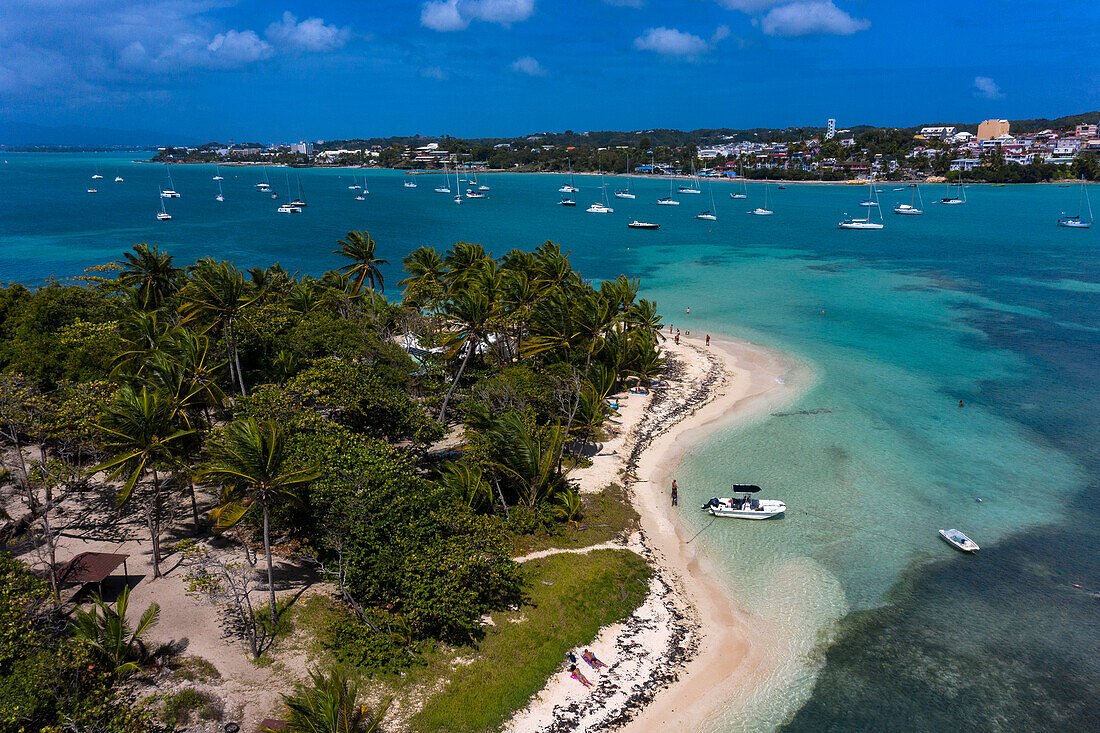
[706,334,710,347]
[671,480,678,506]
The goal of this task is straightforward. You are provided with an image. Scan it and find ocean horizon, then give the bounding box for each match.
[3,152,1098,731]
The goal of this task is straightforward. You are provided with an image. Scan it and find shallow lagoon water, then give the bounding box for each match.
[3,154,1098,730]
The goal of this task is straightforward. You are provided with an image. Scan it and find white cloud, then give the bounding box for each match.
[973,76,1004,100]
[421,65,448,80]
[266,12,348,52]
[760,1,870,36]
[712,24,731,42]
[713,0,787,9]
[206,30,273,65]
[421,0,534,31]
[421,0,469,31]
[634,27,711,57]
[510,55,546,76]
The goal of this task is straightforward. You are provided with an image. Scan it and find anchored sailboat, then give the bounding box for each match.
[730,161,748,199]
[160,164,180,198]
[678,160,702,194]
[893,184,923,215]
[615,155,636,199]
[559,160,580,193]
[1058,179,1093,228]
[839,178,884,229]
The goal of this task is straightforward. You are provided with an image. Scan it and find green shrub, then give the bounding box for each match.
[160,688,224,725]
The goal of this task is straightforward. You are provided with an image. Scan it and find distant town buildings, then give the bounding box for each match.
[917,126,956,140]
[977,119,1010,141]
[826,119,836,140]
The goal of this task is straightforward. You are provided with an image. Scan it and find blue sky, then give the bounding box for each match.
[2,0,1098,141]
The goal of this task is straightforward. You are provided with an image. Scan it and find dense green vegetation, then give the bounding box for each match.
[0,233,664,728]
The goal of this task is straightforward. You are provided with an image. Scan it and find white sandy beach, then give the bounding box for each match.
[506,332,813,732]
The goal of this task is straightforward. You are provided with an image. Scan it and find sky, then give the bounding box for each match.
[1,0,1099,142]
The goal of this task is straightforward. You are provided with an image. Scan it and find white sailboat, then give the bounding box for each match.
[453,166,463,204]
[1058,179,1093,228]
[615,155,636,199]
[256,166,271,191]
[730,161,748,199]
[404,175,417,188]
[657,167,680,205]
[288,173,307,207]
[893,184,923,215]
[157,197,172,221]
[696,180,718,220]
[587,157,614,213]
[435,161,452,193]
[477,171,490,191]
[212,165,224,181]
[91,168,103,180]
[114,171,124,182]
[940,177,966,205]
[215,178,224,202]
[749,178,773,215]
[559,160,580,193]
[160,164,180,198]
[839,178,884,229]
[678,160,702,194]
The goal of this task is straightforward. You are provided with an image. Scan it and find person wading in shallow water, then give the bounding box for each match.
[671,480,678,506]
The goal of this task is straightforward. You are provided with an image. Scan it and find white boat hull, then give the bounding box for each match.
[894,206,922,215]
[704,498,786,519]
[656,199,680,206]
[678,188,702,194]
[730,193,747,199]
[1058,218,1091,228]
[749,208,773,216]
[614,192,636,199]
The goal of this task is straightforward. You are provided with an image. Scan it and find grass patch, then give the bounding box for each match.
[511,483,640,556]
[170,655,221,683]
[160,688,224,725]
[409,548,651,733]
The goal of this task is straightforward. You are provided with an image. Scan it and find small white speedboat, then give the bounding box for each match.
[702,486,785,519]
[404,179,417,188]
[939,528,979,552]
[559,198,577,207]
[465,189,486,199]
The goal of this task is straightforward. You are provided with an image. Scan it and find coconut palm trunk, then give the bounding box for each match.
[263,504,277,625]
[437,344,473,423]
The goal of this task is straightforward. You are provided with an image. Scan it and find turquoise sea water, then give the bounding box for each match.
[3,154,1098,730]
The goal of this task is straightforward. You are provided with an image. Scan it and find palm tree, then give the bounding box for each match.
[201,418,321,624]
[333,231,388,295]
[399,246,445,308]
[436,287,494,423]
[274,666,389,733]
[442,241,489,291]
[179,261,258,396]
[116,243,181,310]
[93,386,192,578]
[71,585,160,677]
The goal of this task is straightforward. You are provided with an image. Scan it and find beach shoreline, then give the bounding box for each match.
[505,331,813,731]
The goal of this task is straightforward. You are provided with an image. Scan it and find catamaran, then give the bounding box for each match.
[160,164,180,198]
[839,178,884,229]
[559,160,580,193]
[435,162,452,193]
[1058,179,1093,228]
[701,485,786,519]
[677,161,702,194]
[940,177,966,205]
[615,155,636,199]
[277,203,302,213]
[894,183,923,215]
[157,197,172,221]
